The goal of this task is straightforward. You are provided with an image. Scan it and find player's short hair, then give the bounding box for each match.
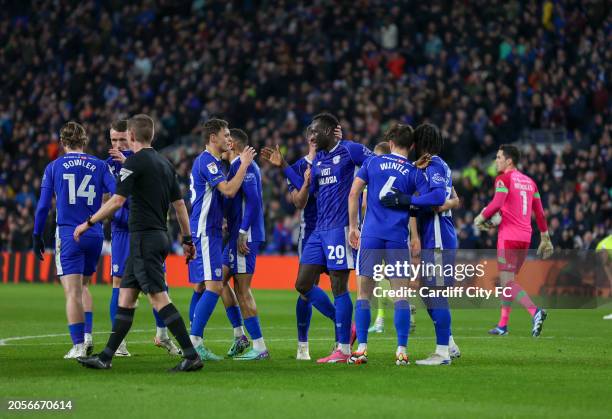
[229,128,248,149]
[202,118,229,144]
[59,121,88,149]
[312,113,339,133]
[414,123,443,156]
[374,141,391,155]
[500,144,520,166]
[383,123,414,150]
[111,119,128,132]
[128,114,155,144]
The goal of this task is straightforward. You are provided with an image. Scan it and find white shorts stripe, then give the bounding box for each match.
[236,250,247,274]
[201,236,212,281]
[55,227,63,276]
[344,226,355,269]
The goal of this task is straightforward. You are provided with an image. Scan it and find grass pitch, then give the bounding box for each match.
[1,284,611,419]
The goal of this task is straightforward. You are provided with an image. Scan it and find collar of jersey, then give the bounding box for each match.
[327,141,341,154]
[304,156,313,164]
[204,149,220,161]
[66,152,85,155]
[231,156,240,165]
[391,152,406,158]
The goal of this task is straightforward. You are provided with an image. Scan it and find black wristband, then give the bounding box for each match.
[182,235,193,245]
[86,215,95,227]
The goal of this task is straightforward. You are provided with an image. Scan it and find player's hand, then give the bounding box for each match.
[183,243,196,263]
[109,148,126,164]
[73,222,89,242]
[410,236,421,258]
[474,211,489,231]
[381,187,412,208]
[238,232,250,255]
[348,227,360,250]
[304,167,312,186]
[240,146,257,165]
[32,234,45,261]
[537,232,554,259]
[334,125,343,140]
[260,145,285,168]
[415,153,432,169]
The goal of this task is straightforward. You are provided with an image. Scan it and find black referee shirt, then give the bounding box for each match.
[115,148,182,232]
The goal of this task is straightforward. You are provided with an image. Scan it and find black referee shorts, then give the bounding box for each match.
[121,230,168,294]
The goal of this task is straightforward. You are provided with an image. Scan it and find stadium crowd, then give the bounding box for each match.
[0,0,610,253]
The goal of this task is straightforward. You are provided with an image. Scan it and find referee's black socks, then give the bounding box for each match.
[158,303,198,360]
[100,306,135,362]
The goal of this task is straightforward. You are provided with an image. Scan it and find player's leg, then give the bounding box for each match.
[189,235,224,360]
[60,273,86,358]
[110,231,130,355]
[152,275,182,356]
[296,229,314,360]
[349,274,374,364]
[390,278,412,366]
[222,263,249,357]
[81,275,94,354]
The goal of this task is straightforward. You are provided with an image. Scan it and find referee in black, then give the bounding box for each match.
[73,114,202,372]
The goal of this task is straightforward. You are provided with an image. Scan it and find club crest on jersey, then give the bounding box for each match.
[207,163,218,175]
[333,156,341,164]
[119,168,133,182]
[432,173,445,184]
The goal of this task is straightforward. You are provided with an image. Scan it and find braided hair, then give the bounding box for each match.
[59,121,88,150]
[414,123,443,158]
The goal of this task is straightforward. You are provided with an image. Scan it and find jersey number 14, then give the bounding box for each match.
[62,174,96,205]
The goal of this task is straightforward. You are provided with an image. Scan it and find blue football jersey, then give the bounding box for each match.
[189,150,226,238]
[416,155,457,249]
[106,150,133,233]
[225,157,265,242]
[287,156,317,232]
[357,153,421,243]
[41,152,115,237]
[311,140,372,230]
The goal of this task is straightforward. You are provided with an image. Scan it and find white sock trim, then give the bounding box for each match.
[253,337,266,351]
[233,326,245,338]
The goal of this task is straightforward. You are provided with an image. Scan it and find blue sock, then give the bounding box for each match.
[190,290,219,337]
[424,296,451,346]
[304,286,335,321]
[334,292,353,344]
[355,299,370,344]
[109,288,119,326]
[226,305,243,329]
[189,290,204,323]
[68,323,85,345]
[296,297,312,343]
[394,300,411,347]
[152,309,165,328]
[244,316,263,340]
[84,312,93,334]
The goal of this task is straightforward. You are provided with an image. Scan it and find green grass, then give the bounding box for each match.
[1,284,611,419]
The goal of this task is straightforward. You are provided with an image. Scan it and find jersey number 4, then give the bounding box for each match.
[62,174,96,205]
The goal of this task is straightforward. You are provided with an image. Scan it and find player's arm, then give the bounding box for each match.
[474,175,509,229]
[533,188,554,259]
[216,147,257,198]
[436,187,460,213]
[32,165,54,260]
[409,216,421,257]
[348,167,368,249]
[172,199,196,263]
[237,168,259,255]
[291,167,311,209]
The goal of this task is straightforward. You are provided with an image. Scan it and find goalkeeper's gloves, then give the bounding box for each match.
[474,210,489,231]
[33,234,45,261]
[537,231,554,259]
[381,187,412,208]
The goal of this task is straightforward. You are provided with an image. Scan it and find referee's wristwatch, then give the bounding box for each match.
[86,215,95,227]
[182,235,194,245]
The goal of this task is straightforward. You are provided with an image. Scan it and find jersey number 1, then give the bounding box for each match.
[519,190,527,216]
[63,174,96,205]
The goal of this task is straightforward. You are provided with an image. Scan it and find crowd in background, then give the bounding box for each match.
[0,0,610,254]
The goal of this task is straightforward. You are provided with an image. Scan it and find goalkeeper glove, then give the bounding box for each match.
[474,210,489,231]
[537,231,554,259]
[33,234,45,261]
[381,187,412,208]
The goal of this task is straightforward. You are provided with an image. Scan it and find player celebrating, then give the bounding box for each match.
[474,145,553,336]
[382,123,461,365]
[222,128,269,360]
[188,118,256,361]
[33,122,115,359]
[289,113,372,363]
[106,120,180,356]
[347,124,419,365]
